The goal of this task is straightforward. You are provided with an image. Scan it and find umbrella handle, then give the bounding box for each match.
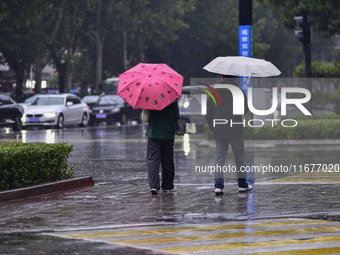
[246,73,253,85]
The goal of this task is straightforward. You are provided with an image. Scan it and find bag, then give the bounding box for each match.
[142,109,149,122]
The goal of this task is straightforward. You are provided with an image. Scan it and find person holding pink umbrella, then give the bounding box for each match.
[146,101,179,195]
[118,63,183,195]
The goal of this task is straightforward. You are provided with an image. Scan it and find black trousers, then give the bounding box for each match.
[147,138,175,190]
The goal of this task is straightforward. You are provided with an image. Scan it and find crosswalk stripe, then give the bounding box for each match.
[114,226,340,245]
[250,247,340,255]
[157,235,340,254]
[63,220,330,239]
[298,173,340,175]
[264,171,340,183]
[54,219,340,254]
[265,179,340,182]
[280,176,340,179]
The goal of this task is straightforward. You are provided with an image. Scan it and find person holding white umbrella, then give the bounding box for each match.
[203,56,281,195]
[205,75,252,195]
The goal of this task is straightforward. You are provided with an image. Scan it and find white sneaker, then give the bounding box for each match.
[150,188,159,195]
[238,184,253,192]
[215,188,224,195]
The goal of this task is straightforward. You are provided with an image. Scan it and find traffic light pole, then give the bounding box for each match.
[303,12,311,79]
[295,12,312,113]
[303,12,312,114]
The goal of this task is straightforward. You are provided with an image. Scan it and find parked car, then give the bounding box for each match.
[0,94,24,131]
[89,94,141,125]
[82,95,100,107]
[18,94,43,107]
[22,94,90,128]
[14,93,36,104]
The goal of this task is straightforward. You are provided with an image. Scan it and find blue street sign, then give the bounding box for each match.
[239,25,253,57]
[239,25,253,96]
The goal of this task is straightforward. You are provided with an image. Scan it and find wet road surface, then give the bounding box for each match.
[0,124,339,254]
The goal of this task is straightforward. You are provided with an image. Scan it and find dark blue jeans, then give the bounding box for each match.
[215,137,247,189]
[147,138,175,190]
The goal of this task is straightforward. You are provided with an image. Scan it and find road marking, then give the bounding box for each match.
[267,179,340,182]
[51,219,340,255]
[157,235,340,254]
[263,171,340,183]
[63,219,330,239]
[114,226,340,245]
[250,247,340,255]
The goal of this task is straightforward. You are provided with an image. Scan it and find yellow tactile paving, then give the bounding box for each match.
[114,226,340,246]
[157,235,340,254]
[264,170,340,183]
[64,219,330,239]
[249,247,340,255]
[53,219,340,255]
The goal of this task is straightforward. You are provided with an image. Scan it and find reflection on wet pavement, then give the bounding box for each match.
[0,125,339,254]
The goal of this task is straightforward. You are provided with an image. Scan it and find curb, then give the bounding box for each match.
[0,176,94,202]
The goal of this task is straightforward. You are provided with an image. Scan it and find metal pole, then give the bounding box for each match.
[123,31,128,71]
[303,12,312,113]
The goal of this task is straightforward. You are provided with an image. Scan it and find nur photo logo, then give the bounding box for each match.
[197,82,312,128]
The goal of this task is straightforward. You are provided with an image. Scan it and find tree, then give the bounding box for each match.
[166,0,239,80]
[258,0,340,37]
[82,0,117,93]
[0,0,51,97]
[252,1,302,76]
[3,0,324,95]
[0,0,87,94]
[162,0,300,78]
[123,0,196,66]
[77,0,195,93]
[44,0,87,93]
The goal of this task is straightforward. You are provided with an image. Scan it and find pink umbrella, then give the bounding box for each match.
[117,63,183,110]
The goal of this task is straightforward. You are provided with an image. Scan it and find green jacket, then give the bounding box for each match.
[146,101,179,140]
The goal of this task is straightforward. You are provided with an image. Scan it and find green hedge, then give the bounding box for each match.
[0,143,74,191]
[288,113,340,120]
[204,118,340,140]
[294,61,340,77]
[244,119,340,140]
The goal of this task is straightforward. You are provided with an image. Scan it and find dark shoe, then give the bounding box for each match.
[215,188,224,195]
[162,189,174,193]
[150,188,159,195]
[238,184,253,192]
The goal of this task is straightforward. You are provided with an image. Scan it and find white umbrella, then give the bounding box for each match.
[203,56,281,77]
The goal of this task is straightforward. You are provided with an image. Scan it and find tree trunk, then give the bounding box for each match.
[138,36,145,62]
[15,74,24,99]
[49,45,66,93]
[35,57,43,93]
[48,8,65,93]
[64,27,77,93]
[10,60,25,98]
[123,31,128,70]
[95,32,105,93]
[65,60,72,93]
[58,65,66,93]
[65,45,73,93]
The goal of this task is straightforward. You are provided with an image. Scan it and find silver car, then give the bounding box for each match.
[22,94,90,128]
